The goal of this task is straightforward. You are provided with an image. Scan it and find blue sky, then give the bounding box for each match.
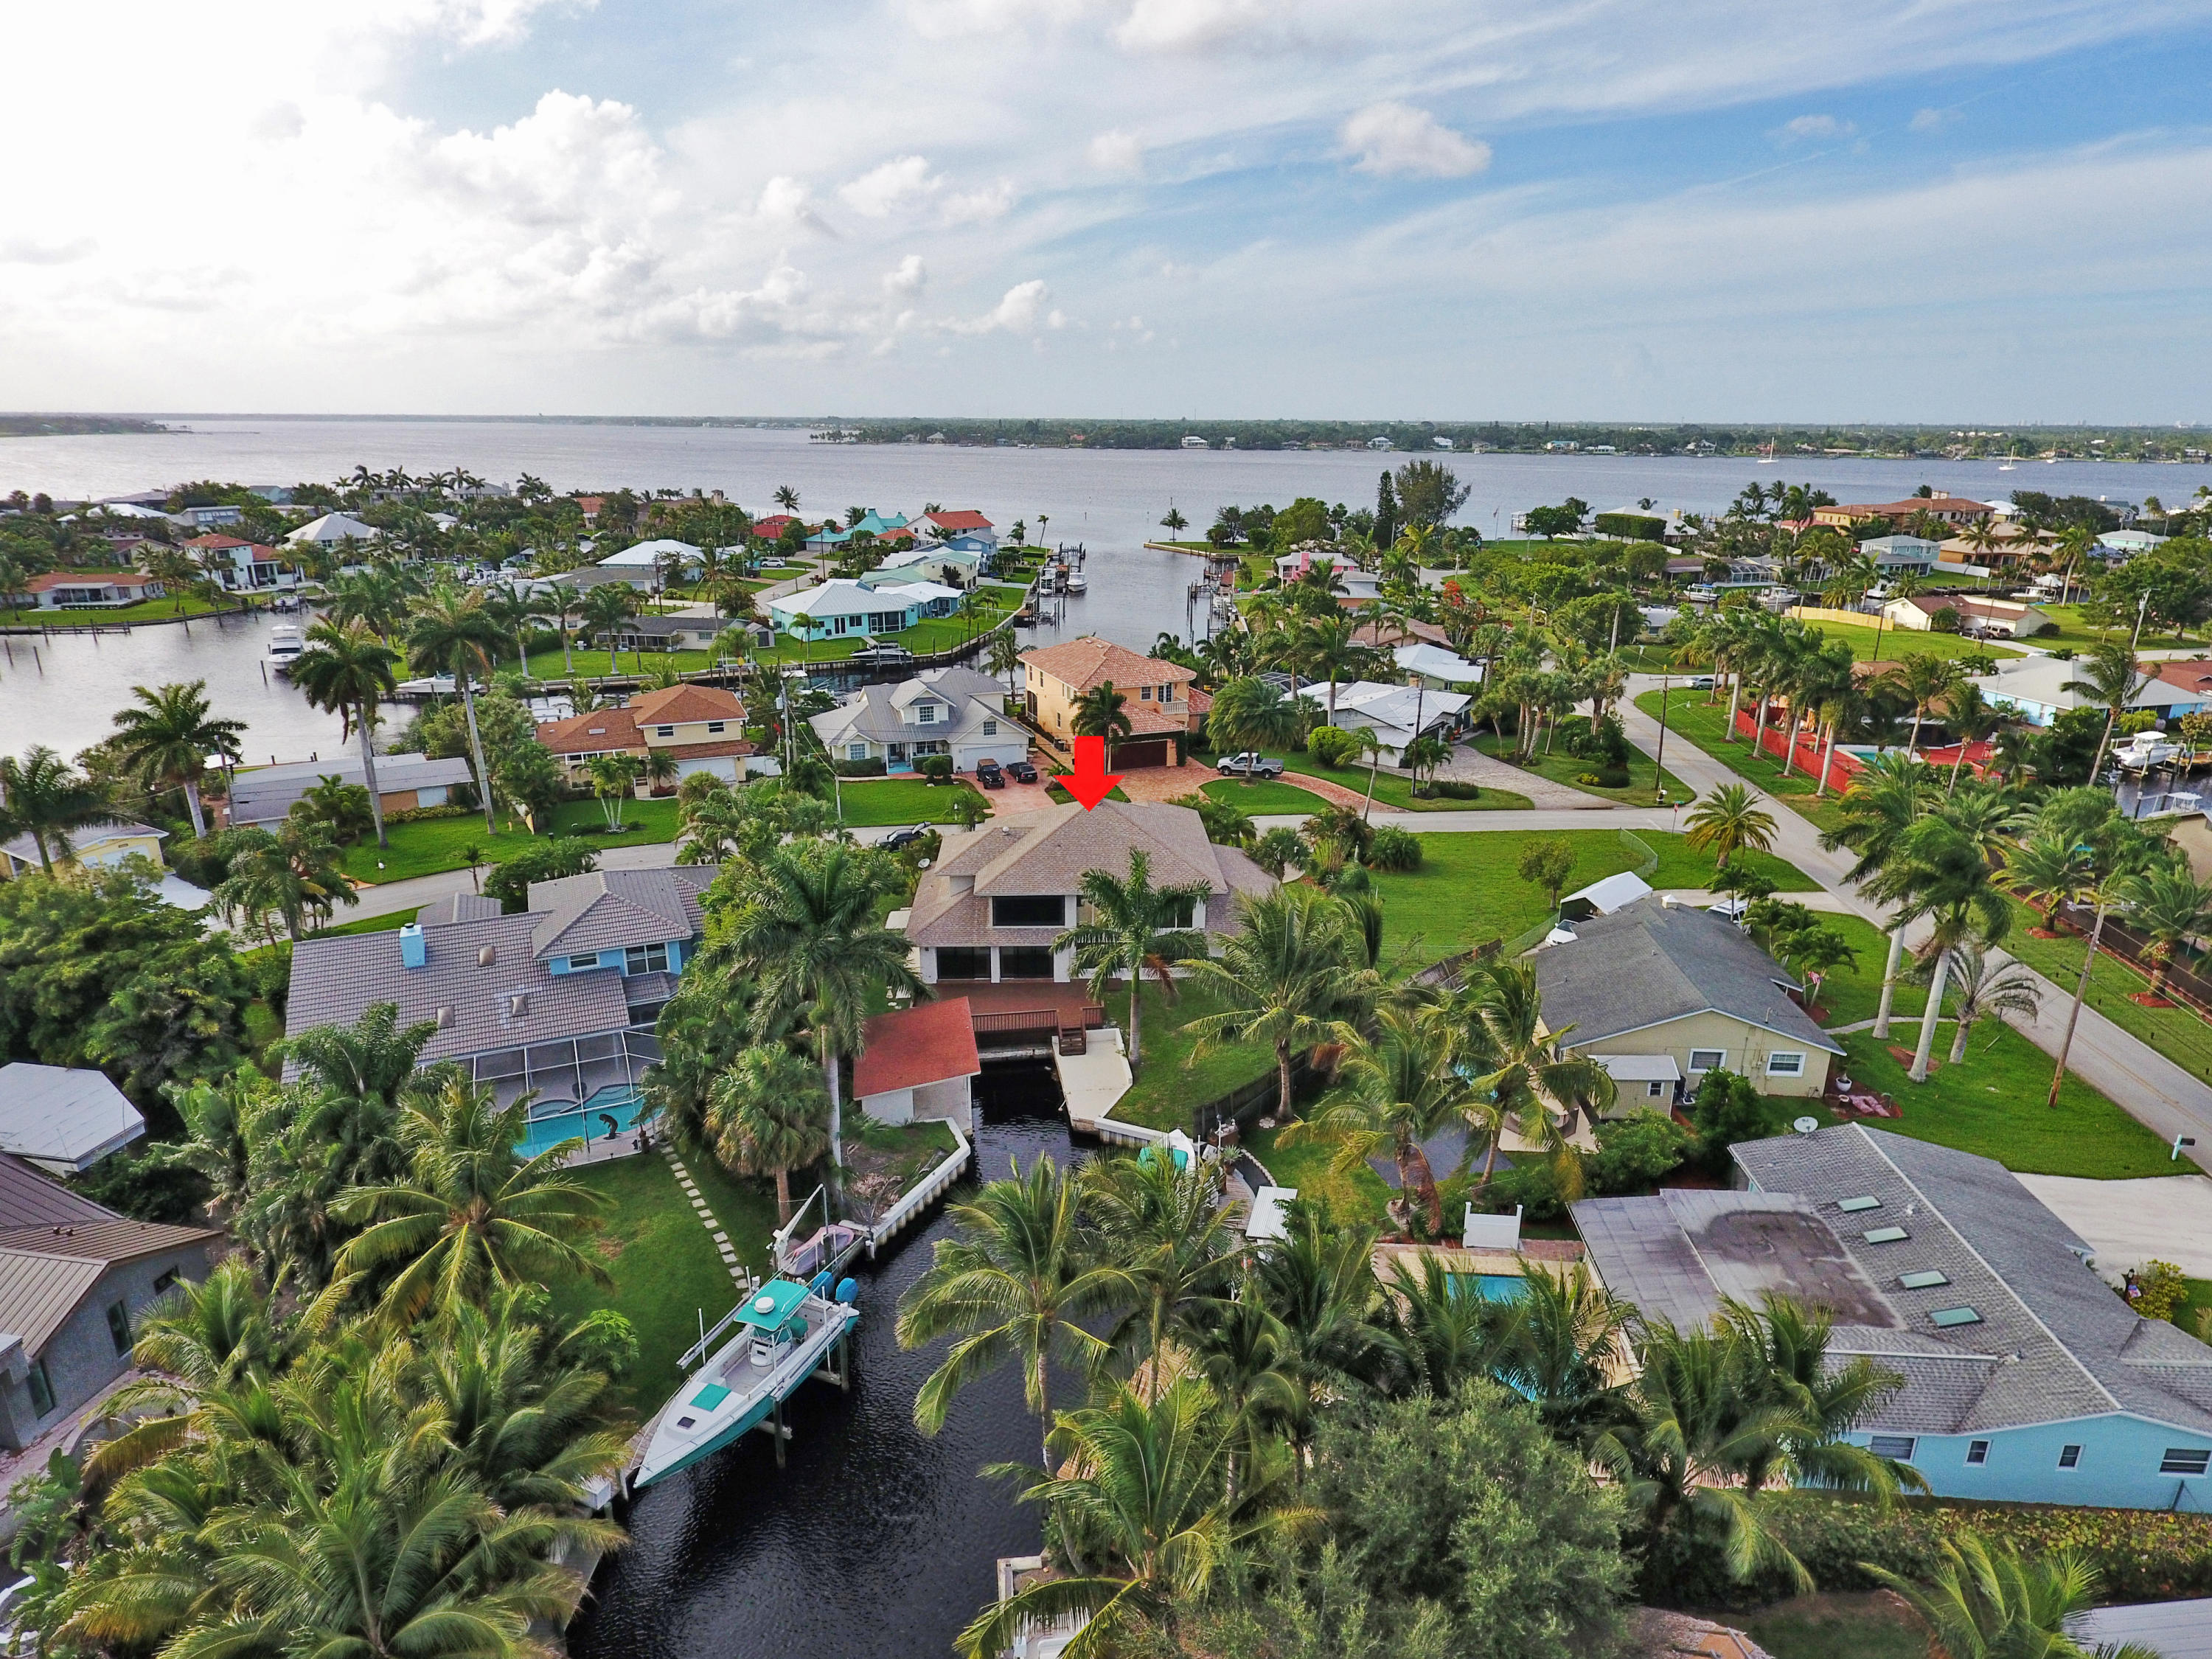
[4,0,2211,419]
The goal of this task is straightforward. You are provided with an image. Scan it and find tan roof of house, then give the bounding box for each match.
[629,684,745,725]
[536,708,644,755]
[1020,638,1197,695]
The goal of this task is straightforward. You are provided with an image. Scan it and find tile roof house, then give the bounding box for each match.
[905,801,1273,990]
[912,509,997,547]
[810,667,1027,774]
[184,533,299,592]
[228,754,477,829]
[765,577,965,640]
[284,867,716,1147]
[535,684,752,784]
[1020,639,1200,769]
[855,998,981,1133]
[1811,493,1992,530]
[1534,898,1843,1102]
[0,1152,219,1453]
[0,1065,146,1173]
[2152,658,2212,717]
[1573,1124,2212,1511]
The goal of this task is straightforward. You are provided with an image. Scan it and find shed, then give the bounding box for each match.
[855,998,981,1132]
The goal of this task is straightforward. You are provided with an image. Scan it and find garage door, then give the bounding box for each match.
[675,756,740,782]
[1113,738,1171,769]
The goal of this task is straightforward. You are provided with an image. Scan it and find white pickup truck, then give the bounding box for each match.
[1215,751,1285,779]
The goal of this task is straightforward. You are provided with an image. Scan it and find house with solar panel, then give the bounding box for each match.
[1573,1124,2212,1511]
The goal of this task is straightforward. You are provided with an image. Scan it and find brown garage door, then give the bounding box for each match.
[1112,738,1170,770]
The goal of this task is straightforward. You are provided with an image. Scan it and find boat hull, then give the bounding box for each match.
[633,1301,860,1489]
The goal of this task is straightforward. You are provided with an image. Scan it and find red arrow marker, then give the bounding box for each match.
[1057,735,1123,810]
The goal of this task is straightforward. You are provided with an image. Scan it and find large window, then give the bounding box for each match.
[624,942,671,975]
[998,946,1055,979]
[1766,1051,1805,1077]
[27,1361,52,1417]
[107,1299,133,1357]
[2161,1448,2212,1475]
[991,895,1066,928]
[1688,1049,1727,1072]
[1868,1436,1916,1462]
[936,947,990,981]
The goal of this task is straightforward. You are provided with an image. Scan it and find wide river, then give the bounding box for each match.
[4,417,2201,764]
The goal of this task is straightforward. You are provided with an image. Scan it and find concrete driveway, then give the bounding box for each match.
[2011,1173,2212,1278]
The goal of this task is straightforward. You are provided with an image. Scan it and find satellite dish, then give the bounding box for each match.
[1792,1116,1820,1135]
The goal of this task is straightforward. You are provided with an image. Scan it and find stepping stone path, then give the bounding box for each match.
[661,1144,748,1285]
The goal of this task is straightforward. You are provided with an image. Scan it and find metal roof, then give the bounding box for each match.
[0,1064,145,1172]
[0,1217,220,1353]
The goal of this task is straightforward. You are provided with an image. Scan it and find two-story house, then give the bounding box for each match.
[903,800,1273,987]
[285,868,717,1158]
[1019,639,1200,769]
[183,533,299,592]
[911,509,997,549]
[810,666,1029,773]
[535,684,754,785]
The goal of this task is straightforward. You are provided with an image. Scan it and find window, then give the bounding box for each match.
[2058,1444,2082,1470]
[655,725,675,737]
[849,744,869,761]
[1839,1196,1882,1213]
[935,947,990,981]
[1929,1307,1982,1327]
[918,704,937,723]
[1766,1051,1805,1077]
[1863,1226,1910,1244]
[1161,684,1174,703]
[992,895,1067,928]
[624,942,671,975]
[107,1299,133,1357]
[981,719,998,736]
[1868,1436,1917,1461]
[1140,685,1152,700]
[1966,1440,1989,1466]
[1688,1049,1725,1072]
[2160,1448,2212,1475]
[998,946,1055,979]
[1646,1080,1666,1098]
[708,721,726,734]
[153,1270,179,1295]
[27,1361,52,1417]
[1899,1270,1950,1290]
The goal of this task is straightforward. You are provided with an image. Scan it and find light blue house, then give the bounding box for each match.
[804,510,910,553]
[765,576,966,639]
[1574,1124,2212,1512]
[873,540,985,588]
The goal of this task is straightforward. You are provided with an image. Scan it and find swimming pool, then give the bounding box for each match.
[519,1087,652,1159]
[1450,1272,1531,1303]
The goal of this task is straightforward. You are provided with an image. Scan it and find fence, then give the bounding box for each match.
[1732,708,1861,795]
[1619,828,1659,880]
[2053,900,2212,1020]
[1192,1050,1330,1142]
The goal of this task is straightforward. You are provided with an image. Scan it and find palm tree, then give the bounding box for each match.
[2114,865,2212,1000]
[1082,1151,1238,1397]
[714,838,919,1180]
[1282,1005,1470,1237]
[2064,639,2150,780]
[1453,959,1614,1192]
[1071,680,1133,769]
[110,680,244,839]
[0,745,111,872]
[1879,653,1961,757]
[290,619,400,847]
[1206,675,1306,759]
[1938,679,2003,796]
[404,586,507,833]
[585,753,639,830]
[708,1045,831,1224]
[2001,832,2093,933]
[958,1380,1317,1659]
[1377,1251,1520,1395]
[485,582,549,678]
[773,484,800,512]
[1865,1531,2160,1659]
[1291,613,1368,723]
[987,628,1024,699]
[1053,849,1213,1072]
[333,1075,613,1329]
[1684,782,1777,873]
[1936,941,2043,1064]
[578,582,640,677]
[1179,885,1366,1119]
[1820,751,1933,1039]
[543,581,580,676]
[898,1155,1130,1462]
[212,818,358,942]
[1868,814,2011,1082]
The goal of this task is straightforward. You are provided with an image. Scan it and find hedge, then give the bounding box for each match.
[382,803,474,825]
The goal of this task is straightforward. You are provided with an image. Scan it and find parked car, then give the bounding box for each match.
[1005,758,1038,785]
[975,759,1006,789]
[881,827,927,851]
[1685,675,1716,690]
[1216,751,1284,779]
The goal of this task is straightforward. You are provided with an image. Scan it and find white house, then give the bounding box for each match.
[853,998,980,1134]
[1859,535,1942,570]
[285,512,381,546]
[2099,530,2168,557]
[810,667,1027,773]
[1392,642,1483,685]
[1324,681,1472,763]
[597,538,703,575]
[872,542,984,588]
[766,577,964,639]
[911,509,996,548]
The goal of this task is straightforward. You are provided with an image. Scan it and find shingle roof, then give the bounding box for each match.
[229,754,476,825]
[1019,638,1196,695]
[811,667,1008,748]
[535,707,644,755]
[1535,900,1843,1055]
[855,998,981,1096]
[0,820,164,868]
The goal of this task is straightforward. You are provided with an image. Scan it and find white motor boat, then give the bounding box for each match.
[265,625,305,675]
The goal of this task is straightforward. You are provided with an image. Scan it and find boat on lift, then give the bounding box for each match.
[265,624,305,675]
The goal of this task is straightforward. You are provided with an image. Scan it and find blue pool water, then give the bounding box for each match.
[1451,1272,1531,1303]
[519,1088,650,1158]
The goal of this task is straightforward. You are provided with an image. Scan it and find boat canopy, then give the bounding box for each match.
[735,1279,810,1335]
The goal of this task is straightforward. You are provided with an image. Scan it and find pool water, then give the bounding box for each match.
[1451,1272,1531,1303]
[518,1088,650,1158]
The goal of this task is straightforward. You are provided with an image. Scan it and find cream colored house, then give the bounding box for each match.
[1534,897,1843,1101]
[1019,638,1198,769]
[535,683,754,784]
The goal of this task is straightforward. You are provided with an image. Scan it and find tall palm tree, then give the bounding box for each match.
[1377,1251,1520,1395]
[1453,959,1615,1192]
[1082,1151,1238,1397]
[0,745,111,872]
[290,619,400,847]
[1281,1005,1470,1237]
[1071,680,1134,769]
[2063,639,2150,780]
[987,628,1024,699]
[404,586,507,833]
[1179,885,1366,1119]
[1866,1531,2160,1659]
[1821,751,1933,1039]
[707,1044,830,1224]
[1054,849,1213,1071]
[2001,832,2094,933]
[898,1155,1130,1462]
[714,838,919,1179]
[1938,679,2003,796]
[1684,782,1777,873]
[110,680,244,839]
[1206,675,1305,759]
[2113,865,2212,1001]
[1868,814,2011,1082]
[578,582,640,677]
[1879,653,1962,757]
[485,582,549,678]
[1291,613,1368,723]
[333,1075,613,1329]
[212,818,358,942]
[1936,941,2043,1064]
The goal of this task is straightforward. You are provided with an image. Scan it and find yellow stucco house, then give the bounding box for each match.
[1019,637,1199,769]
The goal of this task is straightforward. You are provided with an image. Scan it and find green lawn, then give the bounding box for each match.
[1367,830,1818,967]
[1112,978,1281,1134]
[338,798,683,883]
[1828,1025,2177,1178]
[1280,751,1534,812]
[1739,1594,1925,1659]
[549,1151,779,1413]
[1634,688,1848,835]
[1797,914,1927,1029]
[1999,900,2212,1085]
[6,591,246,625]
[1470,730,1695,807]
[835,779,990,826]
[1245,1121,1394,1225]
[1046,782,1132,804]
[309,907,423,938]
[2034,602,2204,653]
[524,647,717,678]
[1795,620,2022,664]
[1200,777,1332,815]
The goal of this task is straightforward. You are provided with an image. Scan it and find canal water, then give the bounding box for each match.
[568,1062,1076,1659]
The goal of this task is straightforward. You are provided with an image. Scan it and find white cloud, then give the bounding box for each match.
[1116,0,1273,52]
[1088,129,1144,175]
[839,154,941,217]
[883,254,928,296]
[943,180,1018,223]
[1910,106,1954,133]
[943,278,1054,334]
[1775,113,1855,142]
[1340,102,1490,178]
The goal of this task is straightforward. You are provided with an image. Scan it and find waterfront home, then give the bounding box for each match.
[1321,679,1471,764]
[283,512,381,547]
[1857,534,1942,571]
[183,534,299,592]
[1020,638,1199,768]
[1535,897,1843,1102]
[872,541,984,588]
[1879,594,2052,638]
[285,870,715,1156]
[0,1151,219,1453]
[597,538,704,576]
[1811,492,1992,530]
[2152,658,2212,717]
[0,821,211,910]
[810,666,1026,774]
[911,509,996,548]
[0,1064,145,1173]
[905,800,1272,989]
[1271,546,1382,603]
[535,683,753,785]
[604,613,728,653]
[1575,1124,2212,1512]
[13,571,164,609]
[1983,655,2194,728]
[2099,529,2168,557]
[166,504,243,531]
[766,577,964,640]
[228,752,477,828]
[804,510,912,554]
[855,998,980,1133]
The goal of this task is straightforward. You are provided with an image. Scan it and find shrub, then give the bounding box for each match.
[915,754,954,784]
[1688,1066,1768,1174]
[1307,725,1363,768]
[830,756,888,777]
[2132,1259,2190,1322]
[1364,824,1422,872]
[1476,1109,1691,1222]
[383,803,474,825]
[484,836,599,913]
[1434,779,1483,801]
[1929,605,1964,634]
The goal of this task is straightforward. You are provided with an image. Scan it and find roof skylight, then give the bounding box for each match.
[1930,1307,1982,1327]
[1898,1270,1950,1290]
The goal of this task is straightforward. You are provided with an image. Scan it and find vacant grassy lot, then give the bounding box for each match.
[835,779,989,826]
[1280,752,1533,812]
[1634,688,1848,835]
[1470,730,1694,806]
[1200,777,1332,815]
[1111,978,1281,1134]
[338,797,682,883]
[1999,899,2212,1085]
[1795,620,2022,664]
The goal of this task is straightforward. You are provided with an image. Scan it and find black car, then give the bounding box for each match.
[1005,758,1038,784]
[975,759,1006,789]
[881,827,926,851]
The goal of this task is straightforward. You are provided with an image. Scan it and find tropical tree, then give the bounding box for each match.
[585,753,640,830]
[2113,864,2212,1000]
[1939,679,2003,796]
[110,680,244,839]
[706,1044,831,1224]
[291,618,400,846]
[1290,612,1369,721]
[1868,814,2012,1082]
[333,1075,613,1328]
[987,627,1024,698]
[2064,639,2150,780]
[578,582,641,677]
[1880,653,1962,756]
[1053,849,1212,1071]
[212,818,358,942]
[2001,832,2094,932]
[1820,751,1933,1038]
[1206,675,1307,758]
[1683,782,1776,872]
[485,581,549,678]
[1865,1531,2160,1659]
[0,745,110,872]
[1452,959,1615,1192]
[1376,1251,1520,1395]
[898,1155,1130,1462]
[1071,680,1134,768]
[404,586,507,833]
[1935,942,2043,1064]
[1082,1150,1238,1397]
[1179,885,1366,1119]
[1283,1005,1470,1236]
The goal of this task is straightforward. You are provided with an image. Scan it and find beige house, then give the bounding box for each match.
[1019,638,1199,768]
[1534,898,1843,1101]
[1879,594,2051,638]
[535,684,754,785]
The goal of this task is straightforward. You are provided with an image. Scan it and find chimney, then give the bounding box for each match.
[399,923,427,969]
[479,944,497,967]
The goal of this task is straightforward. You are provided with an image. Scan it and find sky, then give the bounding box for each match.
[5,0,2212,422]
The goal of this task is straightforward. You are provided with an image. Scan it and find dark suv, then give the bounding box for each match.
[1005,758,1038,785]
[975,759,1006,789]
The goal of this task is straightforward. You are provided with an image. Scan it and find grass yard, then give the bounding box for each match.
[1470,729,1695,807]
[6,591,249,625]
[1795,620,2023,664]
[1046,782,1132,804]
[1829,1025,2177,1178]
[338,797,683,883]
[1245,1121,1394,1225]
[1200,777,1332,815]
[309,907,423,938]
[1635,688,1848,835]
[548,1150,779,1412]
[524,647,718,679]
[1280,751,1534,812]
[835,778,990,826]
[1110,978,1281,1134]
[1795,913,1927,1029]
[2034,602,2204,653]
[1366,830,1818,967]
[1737,1593,1925,1659]
[1999,900,2212,1085]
